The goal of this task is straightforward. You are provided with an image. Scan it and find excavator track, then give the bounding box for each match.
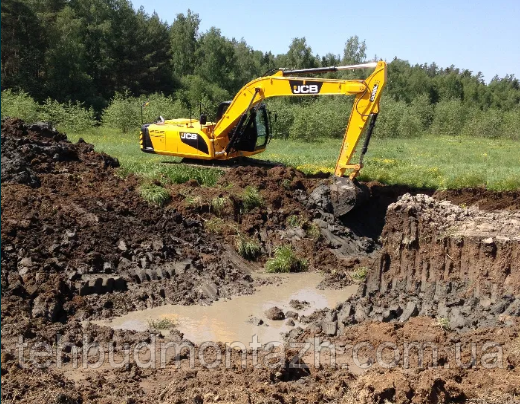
[176,157,283,171]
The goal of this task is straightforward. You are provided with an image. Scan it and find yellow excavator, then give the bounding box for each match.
[140,61,387,216]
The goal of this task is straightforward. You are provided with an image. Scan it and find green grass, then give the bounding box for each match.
[436,317,451,331]
[211,196,229,216]
[241,186,263,212]
[68,128,222,186]
[147,317,176,331]
[266,246,308,273]
[68,128,520,191]
[256,137,520,191]
[205,217,226,234]
[286,214,304,228]
[138,183,171,206]
[235,234,262,261]
[350,266,368,282]
[304,222,321,240]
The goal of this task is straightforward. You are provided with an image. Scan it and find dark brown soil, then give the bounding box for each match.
[1,118,256,330]
[2,319,519,404]
[165,164,378,277]
[1,118,519,403]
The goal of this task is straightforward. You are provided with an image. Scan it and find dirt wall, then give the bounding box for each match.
[294,194,520,335]
[376,194,520,295]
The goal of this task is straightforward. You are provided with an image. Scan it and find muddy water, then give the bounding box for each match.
[98,273,357,345]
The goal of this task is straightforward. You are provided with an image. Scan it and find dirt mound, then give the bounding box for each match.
[1,118,119,188]
[1,119,255,338]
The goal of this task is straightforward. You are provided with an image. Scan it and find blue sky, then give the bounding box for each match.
[137,0,519,82]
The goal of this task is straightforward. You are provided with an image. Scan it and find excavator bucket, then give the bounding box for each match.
[309,177,369,218]
[329,177,369,217]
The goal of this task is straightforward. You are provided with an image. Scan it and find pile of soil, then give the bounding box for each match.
[1,118,256,338]
[2,118,519,403]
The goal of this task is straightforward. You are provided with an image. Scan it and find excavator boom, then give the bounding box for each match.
[212,61,386,178]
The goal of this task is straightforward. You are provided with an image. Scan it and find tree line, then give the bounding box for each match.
[1,0,519,139]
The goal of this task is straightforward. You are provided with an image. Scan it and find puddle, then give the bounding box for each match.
[97,272,357,345]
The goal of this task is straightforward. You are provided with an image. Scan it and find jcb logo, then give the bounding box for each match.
[293,84,319,94]
[289,80,323,95]
[180,132,197,140]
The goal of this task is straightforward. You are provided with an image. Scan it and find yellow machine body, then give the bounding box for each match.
[140,117,267,160]
[140,61,387,179]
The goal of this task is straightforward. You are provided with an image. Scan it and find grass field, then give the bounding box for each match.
[68,128,520,190]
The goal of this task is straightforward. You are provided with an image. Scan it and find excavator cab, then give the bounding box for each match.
[234,105,270,152]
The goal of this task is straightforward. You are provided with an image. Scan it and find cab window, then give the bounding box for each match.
[254,107,269,149]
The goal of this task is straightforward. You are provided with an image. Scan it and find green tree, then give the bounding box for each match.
[134,9,174,95]
[321,53,341,67]
[194,27,237,92]
[69,0,116,109]
[434,71,464,101]
[431,99,467,136]
[170,9,200,77]
[261,51,277,73]
[1,0,46,97]
[285,37,317,69]
[231,39,263,89]
[320,53,341,78]
[44,5,93,103]
[0,90,39,122]
[178,75,230,116]
[487,75,520,110]
[342,35,366,64]
[386,58,413,102]
[109,0,145,95]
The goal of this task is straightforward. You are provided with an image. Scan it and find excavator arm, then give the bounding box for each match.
[212,61,387,179]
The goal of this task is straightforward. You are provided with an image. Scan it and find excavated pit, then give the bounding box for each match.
[1,118,519,404]
[288,194,520,340]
